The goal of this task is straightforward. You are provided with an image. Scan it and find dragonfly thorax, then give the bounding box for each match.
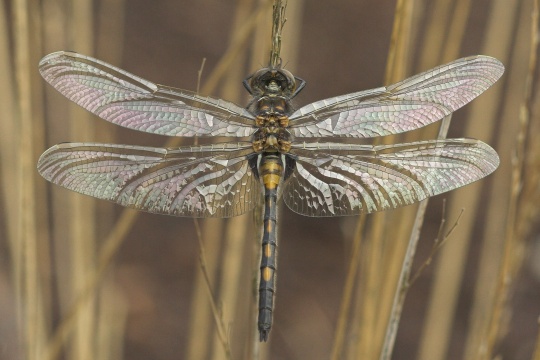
[251,93,293,153]
[252,124,292,153]
[244,67,305,154]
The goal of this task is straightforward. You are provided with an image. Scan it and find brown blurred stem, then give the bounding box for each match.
[483,0,539,357]
[269,0,287,68]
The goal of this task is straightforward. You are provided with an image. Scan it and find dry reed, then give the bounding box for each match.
[461,2,532,359]
[11,1,49,360]
[481,0,539,359]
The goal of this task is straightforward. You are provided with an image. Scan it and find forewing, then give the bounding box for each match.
[39,51,256,137]
[38,142,261,218]
[283,139,499,216]
[289,56,504,138]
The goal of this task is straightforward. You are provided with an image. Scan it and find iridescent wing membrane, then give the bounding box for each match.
[288,56,503,138]
[38,142,259,218]
[38,52,503,217]
[285,139,498,216]
[38,52,256,137]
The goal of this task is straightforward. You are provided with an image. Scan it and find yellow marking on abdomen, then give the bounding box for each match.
[261,161,282,173]
[262,267,273,281]
[266,220,273,234]
[264,244,272,258]
[263,174,281,189]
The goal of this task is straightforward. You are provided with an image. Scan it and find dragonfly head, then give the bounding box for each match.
[246,67,297,97]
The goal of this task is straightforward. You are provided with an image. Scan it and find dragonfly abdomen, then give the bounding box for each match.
[257,153,283,341]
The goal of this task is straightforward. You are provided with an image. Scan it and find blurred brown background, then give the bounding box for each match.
[1,0,540,359]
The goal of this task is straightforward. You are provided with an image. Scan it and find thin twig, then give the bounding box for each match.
[409,205,465,286]
[196,58,206,96]
[380,119,453,360]
[192,55,228,351]
[193,219,232,359]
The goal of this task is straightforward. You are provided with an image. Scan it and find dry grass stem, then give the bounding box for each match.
[417,0,453,69]
[384,0,414,84]
[409,205,465,286]
[417,1,515,358]
[482,0,539,358]
[0,0,21,333]
[441,0,471,63]
[374,1,417,359]
[188,4,250,358]
[196,58,207,96]
[379,203,427,360]
[187,219,224,360]
[330,216,365,360]
[12,1,49,359]
[193,219,233,359]
[68,1,98,359]
[210,4,267,358]
[462,1,531,358]
[390,4,471,355]
[350,2,416,359]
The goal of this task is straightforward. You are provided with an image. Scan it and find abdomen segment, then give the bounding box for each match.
[257,153,283,341]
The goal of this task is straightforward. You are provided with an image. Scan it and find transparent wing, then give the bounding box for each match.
[283,139,499,216]
[289,56,504,138]
[39,51,256,137]
[38,142,261,218]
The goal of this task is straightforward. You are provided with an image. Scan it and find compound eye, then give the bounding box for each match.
[249,68,271,89]
[279,69,296,91]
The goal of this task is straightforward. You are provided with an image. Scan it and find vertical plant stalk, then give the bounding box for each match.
[342,0,414,358]
[379,0,476,357]
[371,0,419,354]
[68,1,97,360]
[269,0,287,68]
[94,1,127,359]
[13,1,49,359]
[193,220,232,360]
[1,0,21,340]
[384,0,414,85]
[330,216,366,360]
[417,2,507,359]
[379,202,428,360]
[462,1,525,358]
[347,0,416,357]
[482,0,539,358]
[186,59,222,360]
[207,4,255,356]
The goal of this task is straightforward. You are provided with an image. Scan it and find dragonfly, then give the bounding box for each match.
[37,51,503,341]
